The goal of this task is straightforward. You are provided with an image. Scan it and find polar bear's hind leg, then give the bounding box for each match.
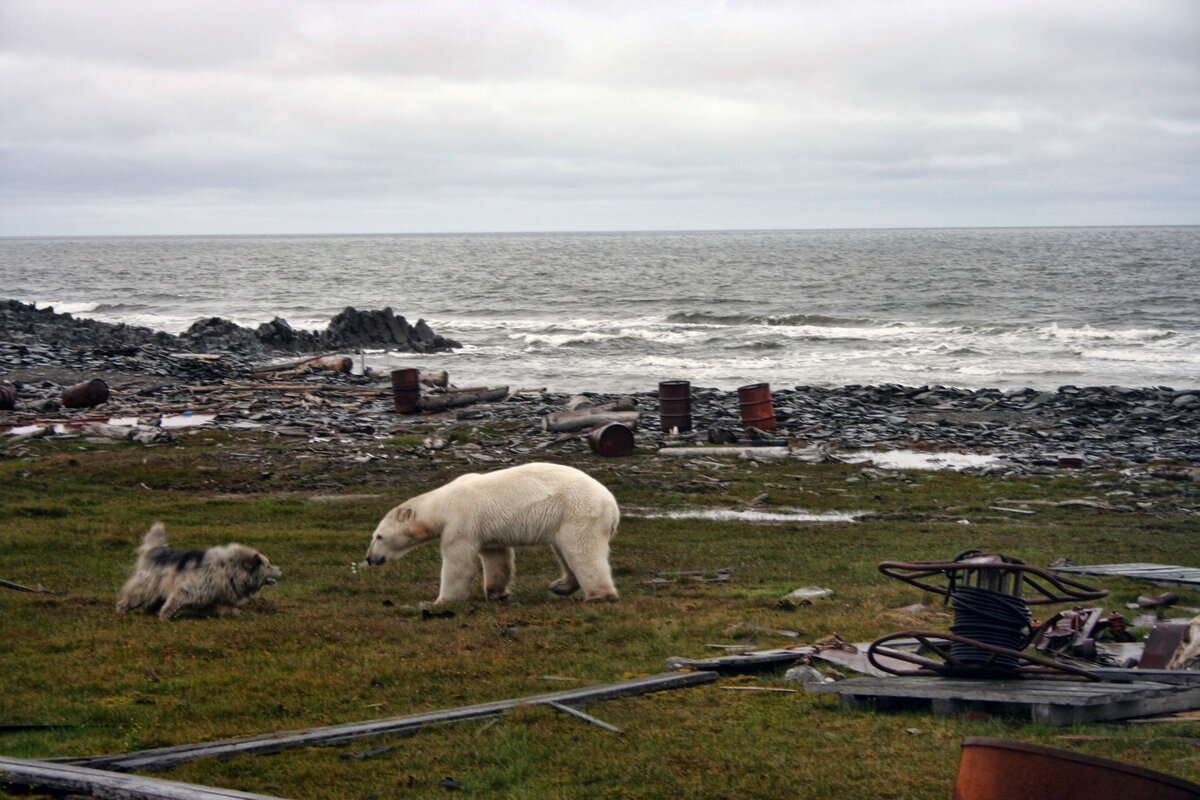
[548,544,581,596]
[480,546,515,600]
[555,524,618,603]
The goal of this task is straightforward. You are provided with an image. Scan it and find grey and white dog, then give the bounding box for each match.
[116,522,281,620]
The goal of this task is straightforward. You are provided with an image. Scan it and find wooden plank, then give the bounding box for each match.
[806,677,1200,725]
[69,671,717,773]
[665,647,815,674]
[0,755,287,800]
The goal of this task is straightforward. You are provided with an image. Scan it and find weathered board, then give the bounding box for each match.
[68,671,717,773]
[1051,563,1200,589]
[0,755,286,800]
[806,676,1200,725]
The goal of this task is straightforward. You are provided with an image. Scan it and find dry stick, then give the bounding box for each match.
[68,671,717,773]
[544,701,623,734]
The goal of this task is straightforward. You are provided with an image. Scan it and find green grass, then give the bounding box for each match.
[2,431,1200,798]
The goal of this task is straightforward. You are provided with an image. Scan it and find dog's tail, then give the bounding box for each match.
[139,522,167,554]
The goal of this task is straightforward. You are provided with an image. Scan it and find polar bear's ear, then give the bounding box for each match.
[395,506,415,522]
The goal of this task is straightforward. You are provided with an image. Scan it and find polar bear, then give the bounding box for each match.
[364,462,619,604]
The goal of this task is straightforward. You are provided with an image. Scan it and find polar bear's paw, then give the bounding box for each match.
[548,578,580,596]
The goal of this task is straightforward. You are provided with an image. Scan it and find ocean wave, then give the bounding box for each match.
[34,300,99,315]
[665,311,758,326]
[764,313,877,327]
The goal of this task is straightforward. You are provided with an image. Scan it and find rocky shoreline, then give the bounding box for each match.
[2,299,1199,474]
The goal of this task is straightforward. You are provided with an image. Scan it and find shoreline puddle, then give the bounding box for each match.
[629,508,861,523]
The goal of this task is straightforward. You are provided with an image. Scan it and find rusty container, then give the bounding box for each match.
[737,382,776,432]
[658,380,692,432]
[0,386,15,411]
[587,422,634,457]
[952,737,1200,800]
[390,368,421,413]
[62,378,109,408]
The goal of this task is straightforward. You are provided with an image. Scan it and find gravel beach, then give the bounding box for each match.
[3,299,1199,475]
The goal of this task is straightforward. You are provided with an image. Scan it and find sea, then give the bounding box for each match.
[2,227,1199,395]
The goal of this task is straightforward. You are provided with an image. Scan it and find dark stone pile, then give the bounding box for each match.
[0,300,459,360]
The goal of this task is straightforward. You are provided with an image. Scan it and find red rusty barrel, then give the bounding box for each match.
[658,380,692,432]
[62,378,109,408]
[390,368,421,413]
[588,422,634,457]
[737,382,776,432]
[952,737,1200,800]
[0,386,15,411]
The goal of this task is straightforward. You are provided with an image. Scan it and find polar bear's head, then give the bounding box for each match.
[364,504,436,565]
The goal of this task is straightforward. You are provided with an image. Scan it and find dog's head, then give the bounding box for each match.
[229,546,282,594]
[364,504,436,566]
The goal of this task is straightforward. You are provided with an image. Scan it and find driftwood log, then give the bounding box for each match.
[67,671,716,773]
[543,398,639,432]
[250,352,352,374]
[416,386,509,412]
[542,409,640,432]
[0,755,287,800]
[656,445,792,460]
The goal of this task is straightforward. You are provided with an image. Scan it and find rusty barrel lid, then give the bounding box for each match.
[953,737,1200,800]
[588,422,634,457]
[62,378,109,409]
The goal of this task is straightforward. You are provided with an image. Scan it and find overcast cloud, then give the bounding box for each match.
[1,0,1197,235]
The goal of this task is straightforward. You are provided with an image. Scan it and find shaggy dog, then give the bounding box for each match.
[116,523,281,620]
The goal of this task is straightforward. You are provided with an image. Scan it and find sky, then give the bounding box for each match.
[2,0,1198,236]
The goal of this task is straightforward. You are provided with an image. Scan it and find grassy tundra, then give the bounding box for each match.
[2,428,1200,799]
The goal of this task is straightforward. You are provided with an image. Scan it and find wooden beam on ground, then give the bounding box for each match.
[416,386,509,412]
[69,671,717,773]
[0,755,288,800]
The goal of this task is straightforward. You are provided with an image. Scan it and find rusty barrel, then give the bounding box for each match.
[588,422,634,457]
[658,380,692,432]
[390,368,421,413]
[952,737,1200,800]
[0,386,15,411]
[737,382,776,432]
[62,378,109,409]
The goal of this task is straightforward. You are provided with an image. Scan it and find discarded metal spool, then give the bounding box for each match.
[0,386,15,410]
[588,422,634,457]
[61,378,109,408]
[390,368,421,413]
[952,737,1200,800]
[869,551,1109,679]
[658,380,692,432]
[737,382,776,432]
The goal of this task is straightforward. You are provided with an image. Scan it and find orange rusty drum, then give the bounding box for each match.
[390,368,421,413]
[952,737,1200,800]
[0,386,14,410]
[658,380,692,432]
[737,382,776,432]
[587,422,634,457]
[62,378,109,408]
